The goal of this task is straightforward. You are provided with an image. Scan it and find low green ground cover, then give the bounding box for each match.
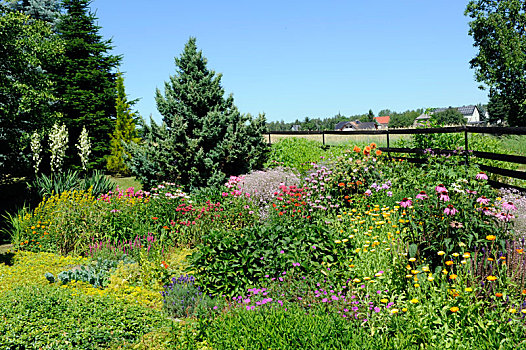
[2,137,526,349]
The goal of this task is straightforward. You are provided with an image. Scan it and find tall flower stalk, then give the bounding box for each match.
[76,126,91,172]
[49,123,68,175]
[30,130,42,176]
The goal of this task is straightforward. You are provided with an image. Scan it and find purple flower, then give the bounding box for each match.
[387,191,393,197]
[280,250,284,254]
[322,298,329,303]
[444,204,457,216]
[292,262,300,267]
[400,198,412,208]
[365,189,372,196]
[502,201,517,211]
[476,172,488,180]
[439,191,450,202]
[416,191,428,200]
[374,307,381,313]
[476,196,489,205]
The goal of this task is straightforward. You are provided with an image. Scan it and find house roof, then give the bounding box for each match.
[416,113,431,120]
[434,105,477,116]
[353,122,377,130]
[334,121,350,130]
[374,116,390,125]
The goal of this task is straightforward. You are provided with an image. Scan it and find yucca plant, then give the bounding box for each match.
[80,170,115,198]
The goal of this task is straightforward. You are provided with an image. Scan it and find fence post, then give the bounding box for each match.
[268,132,271,145]
[464,126,469,166]
[386,130,391,160]
[322,131,325,146]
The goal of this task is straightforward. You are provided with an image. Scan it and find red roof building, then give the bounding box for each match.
[374,116,390,129]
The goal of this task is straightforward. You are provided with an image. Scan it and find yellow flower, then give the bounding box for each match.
[437,251,445,256]
[486,235,496,241]
[380,298,388,303]
[463,253,471,259]
[510,308,517,314]
[410,298,419,304]
[465,287,473,292]
[353,278,361,283]
[335,240,342,244]
[414,283,420,288]
[402,308,408,312]
[452,253,459,257]
[450,306,459,313]
[409,257,416,262]
[486,275,497,282]
[406,274,413,279]
[449,274,458,280]
[390,309,399,314]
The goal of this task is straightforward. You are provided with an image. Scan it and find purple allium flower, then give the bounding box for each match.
[476,172,488,180]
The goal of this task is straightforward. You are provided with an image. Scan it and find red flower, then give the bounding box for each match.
[152,217,158,220]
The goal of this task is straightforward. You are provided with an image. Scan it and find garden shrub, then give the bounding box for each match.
[188,222,354,297]
[0,284,174,349]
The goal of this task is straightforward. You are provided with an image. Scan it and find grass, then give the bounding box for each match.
[267,133,409,147]
[108,175,142,191]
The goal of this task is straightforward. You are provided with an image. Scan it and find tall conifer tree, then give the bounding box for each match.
[107,72,140,176]
[51,0,121,169]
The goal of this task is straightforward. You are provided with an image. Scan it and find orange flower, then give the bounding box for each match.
[163,226,170,230]
[487,257,494,261]
[516,249,524,254]
[338,182,345,187]
[161,261,169,269]
[375,149,382,156]
[486,275,497,281]
[353,146,361,153]
[449,274,458,280]
[364,146,371,153]
[486,235,496,241]
[152,217,158,220]
[445,260,454,266]
[278,212,284,216]
[495,293,503,297]
[370,143,377,150]
[450,306,459,313]
[522,289,526,295]
[356,180,363,186]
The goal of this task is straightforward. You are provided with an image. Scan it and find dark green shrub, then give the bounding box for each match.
[80,170,116,197]
[188,222,355,297]
[28,169,80,198]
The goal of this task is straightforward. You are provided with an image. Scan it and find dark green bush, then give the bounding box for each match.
[188,222,355,297]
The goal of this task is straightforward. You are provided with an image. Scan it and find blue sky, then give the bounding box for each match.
[91,0,487,123]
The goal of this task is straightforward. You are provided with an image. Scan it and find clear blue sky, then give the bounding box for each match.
[90,0,488,123]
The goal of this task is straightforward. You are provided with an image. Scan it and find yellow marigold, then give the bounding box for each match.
[450,306,459,313]
[486,235,496,241]
[486,275,497,281]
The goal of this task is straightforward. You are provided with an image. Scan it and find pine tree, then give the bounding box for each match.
[51,0,121,170]
[107,72,140,176]
[126,37,267,189]
[6,0,63,28]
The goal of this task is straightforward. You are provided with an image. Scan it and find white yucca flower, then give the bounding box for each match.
[30,130,42,176]
[76,126,91,172]
[49,123,68,175]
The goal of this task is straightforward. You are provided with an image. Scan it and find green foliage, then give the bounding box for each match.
[432,108,467,125]
[388,109,422,128]
[51,0,122,169]
[52,256,129,288]
[80,170,116,197]
[466,0,526,126]
[0,284,174,349]
[126,37,267,189]
[188,222,353,297]
[107,72,140,175]
[0,8,63,178]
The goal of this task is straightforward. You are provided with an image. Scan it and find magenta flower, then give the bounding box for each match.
[502,201,517,211]
[439,191,450,202]
[416,191,428,200]
[476,172,488,180]
[435,184,447,193]
[496,212,515,222]
[444,204,457,216]
[280,250,284,254]
[476,196,489,205]
[400,198,412,208]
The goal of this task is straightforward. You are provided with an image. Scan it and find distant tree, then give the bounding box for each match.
[432,108,466,125]
[377,109,392,117]
[466,0,526,126]
[126,37,267,189]
[0,7,63,178]
[107,72,140,176]
[51,0,121,169]
[389,110,420,128]
[486,91,508,125]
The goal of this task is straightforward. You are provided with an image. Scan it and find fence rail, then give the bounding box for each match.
[266,125,526,191]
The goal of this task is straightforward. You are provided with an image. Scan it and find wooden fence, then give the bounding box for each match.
[266,126,526,192]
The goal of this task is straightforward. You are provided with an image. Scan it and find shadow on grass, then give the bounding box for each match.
[0,250,15,266]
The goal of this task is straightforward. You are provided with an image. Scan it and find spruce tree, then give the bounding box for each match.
[51,0,121,170]
[107,72,140,176]
[6,0,63,28]
[126,37,267,189]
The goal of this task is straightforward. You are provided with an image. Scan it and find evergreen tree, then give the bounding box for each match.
[0,7,63,178]
[51,0,121,169]
[126,37,267,189]
[107,72,140,176]
[6,0,63,28]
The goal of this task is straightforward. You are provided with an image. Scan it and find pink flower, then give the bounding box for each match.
[444,204,457,216]
[502,201,517,211]
[435,184,447,193]
[416,191,428,200]
[496,212,515,222]
[439,191,450,202]
[476,196,489,205]
[365,189,372,196]
[400,198,412,208]
[476,172,488,180]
